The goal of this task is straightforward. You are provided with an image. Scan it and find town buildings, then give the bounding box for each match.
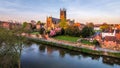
[93,25,120,50]
[0,21,21,30]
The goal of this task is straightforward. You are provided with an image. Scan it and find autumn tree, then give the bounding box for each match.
[100,23,109,31]
[86,22,94,28]
[59,19,68,29]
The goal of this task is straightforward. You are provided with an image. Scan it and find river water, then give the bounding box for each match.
[21,43,120,68]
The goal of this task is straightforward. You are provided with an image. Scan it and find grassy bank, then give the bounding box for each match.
[29,38,120,59]
[53,35,94,45]
[53,35,79,42]
[81,39,93,45]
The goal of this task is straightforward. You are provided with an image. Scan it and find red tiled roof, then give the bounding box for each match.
[73,23,80,27]
[116,33,120,40]
[104,36,116,42]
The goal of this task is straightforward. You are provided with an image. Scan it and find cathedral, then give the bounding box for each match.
[46,8,74,30]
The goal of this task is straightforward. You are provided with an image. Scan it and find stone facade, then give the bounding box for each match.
[46,8,74,30]
[60,8,66,20]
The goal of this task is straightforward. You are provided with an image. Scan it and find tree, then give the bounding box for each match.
[22,22,28,28]
[65,25,81,37]
[37,21,41,25]
[22,22,33,33]
[0,28,26,68]
[59,19,68,29]
[87,22,94,28]
[81,26,95,38]
[100,23,109,31]
[39,27,45,35]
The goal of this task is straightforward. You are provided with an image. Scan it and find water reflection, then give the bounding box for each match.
[0,41,120,68]
[38,44,120,67]
[39,44,46,53]
[103,57,120,66]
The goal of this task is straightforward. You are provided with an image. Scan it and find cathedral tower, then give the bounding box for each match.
[60,8,66,21]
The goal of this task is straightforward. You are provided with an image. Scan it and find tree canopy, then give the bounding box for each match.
[81,26,95,38]
[100,23,110,31]
[22,22,28,28]
[86,22,94,28]
[37,21,41,24]
[65,25,81,37]
[0,28,26,68]
[59,19,68,29]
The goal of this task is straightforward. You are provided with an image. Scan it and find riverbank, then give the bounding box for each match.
[27,37,120,59]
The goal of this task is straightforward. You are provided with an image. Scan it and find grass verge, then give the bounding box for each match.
[53,35,79,42]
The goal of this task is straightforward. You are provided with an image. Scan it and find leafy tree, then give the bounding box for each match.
[37,21,41,24]
[59,19,68,29]
[81,26,95,38]
[65,25,81,37]
[87,22,94,28]
[22,22,33,33]
[22,22,28,28]
[100,23,109,31]
[39,27,45,35]
[0,28,26,68]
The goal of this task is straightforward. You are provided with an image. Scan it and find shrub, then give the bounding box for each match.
[65,25,81,37]
[49,27,62,37]
[49,30,56,37]
[39,27,45,34]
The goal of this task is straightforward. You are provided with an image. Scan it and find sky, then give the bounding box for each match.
[0,0,120,24]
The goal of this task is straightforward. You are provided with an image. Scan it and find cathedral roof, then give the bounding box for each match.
[52,17,60,24]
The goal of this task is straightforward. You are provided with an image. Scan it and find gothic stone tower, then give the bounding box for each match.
[46,16,52,29]
[60,8,66,21]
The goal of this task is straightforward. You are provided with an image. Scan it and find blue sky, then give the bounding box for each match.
[0,0,120,24]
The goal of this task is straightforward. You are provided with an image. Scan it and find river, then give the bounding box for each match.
[20,43,120,68]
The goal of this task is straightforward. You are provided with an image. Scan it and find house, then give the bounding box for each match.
[2,22,10,29]
[103,36,117,46]
[116,33,120,40]
[10,23,22,29]
[73,23,85,30]
[116,24,120,30]
[94,24,101,31]
[94,33,102,43]
[73,22,80,27]
[0,21,22,30]
[103,36,116,50]
[102,29,116,38]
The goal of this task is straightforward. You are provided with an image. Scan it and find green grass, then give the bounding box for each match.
[31,32,39,34]
[53,35,79,42]
[81,39,93,45]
